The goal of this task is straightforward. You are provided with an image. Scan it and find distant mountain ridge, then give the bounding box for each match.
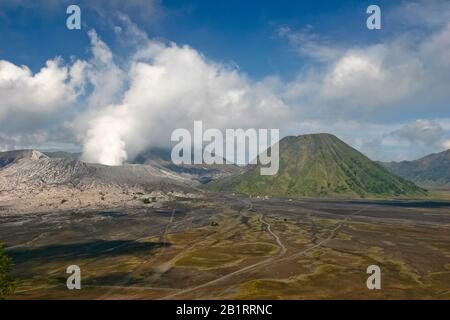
[380,149,450,187]
[214,133,426,198]
[132,147,243,184]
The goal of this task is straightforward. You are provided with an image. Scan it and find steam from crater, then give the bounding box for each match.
[78,30,289,165]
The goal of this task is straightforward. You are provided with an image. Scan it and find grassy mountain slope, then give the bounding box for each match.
[216,133,426,198]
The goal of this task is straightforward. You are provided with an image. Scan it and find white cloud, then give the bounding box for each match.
[394,120,443,146]
[0,57,85,144]
[0,59,80,118]
[277,25,342,62]
[79,31,290,165]
[282,36,442,122]
[280,3,450,123]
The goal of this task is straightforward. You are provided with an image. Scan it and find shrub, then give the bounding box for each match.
[0,243,15,299]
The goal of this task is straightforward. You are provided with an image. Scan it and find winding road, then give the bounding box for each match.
[160,198,288,299]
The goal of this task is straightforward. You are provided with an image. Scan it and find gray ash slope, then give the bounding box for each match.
[41,147,242,185]
[0,150,188,193]
[0,150,204,214]
[0,148,239,193]
[0,150,92,190]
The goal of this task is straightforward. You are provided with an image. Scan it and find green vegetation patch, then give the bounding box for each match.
[175,242,277,269]
[175,250,239,269]
[226,242,278,256]
[0,243,16,299]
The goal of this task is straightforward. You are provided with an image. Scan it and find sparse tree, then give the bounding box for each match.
[0,243,15,299]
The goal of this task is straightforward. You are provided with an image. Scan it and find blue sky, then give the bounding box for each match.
[0,0,449,163]
[0,0,395,78]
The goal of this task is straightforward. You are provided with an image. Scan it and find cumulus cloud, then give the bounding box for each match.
[321,44,423,109]
[279,3,450,122]
[281,33,450,123]
[0,57,85,150]
[0,59,82,118]
[394,120,444,146]
[79,30,290,164]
